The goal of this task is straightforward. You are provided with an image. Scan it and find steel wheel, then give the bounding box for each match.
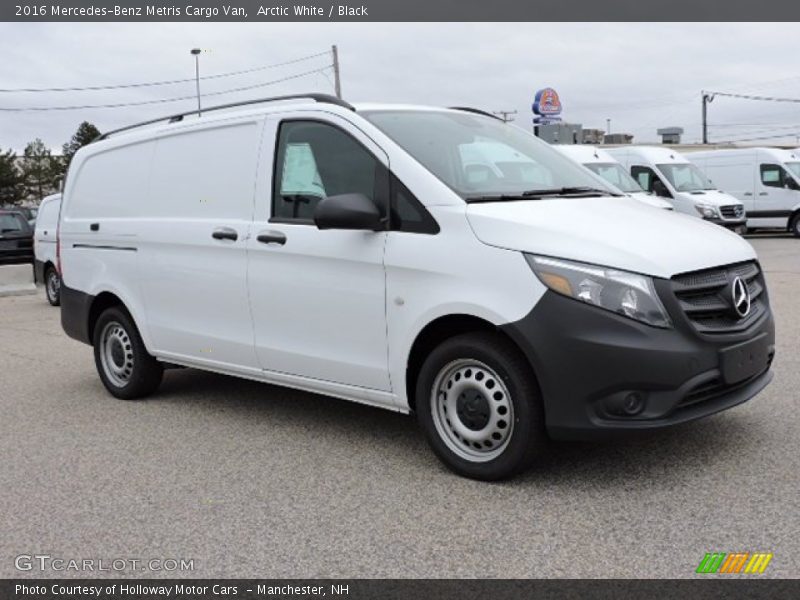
[99,321,135,388]
[430,358,514,463]
[45,269,60,304]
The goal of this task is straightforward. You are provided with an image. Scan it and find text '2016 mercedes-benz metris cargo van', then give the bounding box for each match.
[59,95,775,480]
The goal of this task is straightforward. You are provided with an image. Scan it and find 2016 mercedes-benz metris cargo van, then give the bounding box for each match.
[608,146,747,232]
[59,95,775,480]
[687,147,800,236]
[553,145,673,210]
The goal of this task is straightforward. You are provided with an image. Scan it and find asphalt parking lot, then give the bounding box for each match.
[1,235,798,579]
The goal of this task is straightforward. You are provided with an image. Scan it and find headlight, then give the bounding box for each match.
[694,203,719,219]
[525,255,672,328]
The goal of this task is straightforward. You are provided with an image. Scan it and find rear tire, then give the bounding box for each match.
[790,213,800,238]
[93,307,163,400]
[415,331,545,481]
[44,266,60,306]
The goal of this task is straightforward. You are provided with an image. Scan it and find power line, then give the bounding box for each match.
[705,90,800,103]
[0,50,330,94]
[0,66,332,111]
[717,131,800,143]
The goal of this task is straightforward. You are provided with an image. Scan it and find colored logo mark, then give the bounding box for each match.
[696,552,773,574]
[532,87,563,117]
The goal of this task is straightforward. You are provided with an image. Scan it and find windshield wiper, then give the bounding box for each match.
[521,186,620,197]
[466,186,619,203]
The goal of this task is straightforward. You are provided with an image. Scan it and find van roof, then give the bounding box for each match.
[552,145,618,163]
[608,145,691,164]
[90,94,488,147]
[687,147,800,161]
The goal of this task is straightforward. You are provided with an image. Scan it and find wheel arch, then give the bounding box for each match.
[405,313,540,413]
[788,208,800,233]
[87,291,128,345]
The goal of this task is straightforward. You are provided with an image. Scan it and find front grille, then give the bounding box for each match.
[719,204,744,219]
[671,261,766,334]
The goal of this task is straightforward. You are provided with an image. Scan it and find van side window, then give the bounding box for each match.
[272,120,387,222]
[760,164,799,190]
[630,166,671,198]
[390,174,439,234]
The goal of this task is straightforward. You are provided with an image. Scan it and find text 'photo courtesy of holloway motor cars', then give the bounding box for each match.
[56,95,775,480]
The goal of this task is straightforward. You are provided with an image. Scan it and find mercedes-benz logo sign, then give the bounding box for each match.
[731,276,751,318]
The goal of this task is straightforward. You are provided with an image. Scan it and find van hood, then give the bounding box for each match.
[465,197,756,279]
[629,191,673,210]
[678,189,742,207]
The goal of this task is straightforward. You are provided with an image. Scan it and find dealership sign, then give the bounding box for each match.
[532,88,563,124]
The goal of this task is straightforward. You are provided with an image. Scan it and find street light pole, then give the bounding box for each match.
[331,45,342,99]
[191,48,202,116]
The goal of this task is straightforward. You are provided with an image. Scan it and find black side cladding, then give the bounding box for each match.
[60,283,94,345]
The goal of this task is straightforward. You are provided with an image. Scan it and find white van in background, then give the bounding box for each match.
[553,145,673,210]
[687,148,800,237]
[608,146,747,232]
[33,193,62,306]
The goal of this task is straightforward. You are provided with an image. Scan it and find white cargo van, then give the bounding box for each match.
[553,145,673,210]
[58,95,775,480]
[608,146,747,231]
[33,193,61,306]
[687,148,800,236]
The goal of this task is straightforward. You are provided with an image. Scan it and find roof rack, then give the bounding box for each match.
[95,93,354,142]
[448,106,502,120]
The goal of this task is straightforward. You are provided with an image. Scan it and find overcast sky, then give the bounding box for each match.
[2,22,800,152]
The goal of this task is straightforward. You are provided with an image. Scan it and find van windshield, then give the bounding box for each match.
[784,162,800,180]
[656,163,715,192]
[583,162,644,193]
[361,110,615,201]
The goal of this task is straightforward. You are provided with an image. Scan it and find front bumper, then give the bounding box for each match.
[706,216,747,232]
[0,248,34,265]
[501,286,775,441]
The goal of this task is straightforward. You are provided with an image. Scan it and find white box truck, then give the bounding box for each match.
[607,146,746,232]
[553,145,673,210]
[687,147,800,236]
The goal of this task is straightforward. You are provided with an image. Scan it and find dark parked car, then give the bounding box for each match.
[0,210,34,265]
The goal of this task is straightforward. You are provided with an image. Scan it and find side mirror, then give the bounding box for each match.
[313,193,383,231]
[652,179,671,198]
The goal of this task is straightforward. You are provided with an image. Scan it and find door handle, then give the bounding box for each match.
[743,192,753,197]
[256,231,287,246]
[89,223,99,231]
[212,227,238,241]
[758,192,768,196]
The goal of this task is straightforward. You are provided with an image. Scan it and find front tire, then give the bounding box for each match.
[93,307,163,400]
[416,332,545,480]
[44,266,60,306]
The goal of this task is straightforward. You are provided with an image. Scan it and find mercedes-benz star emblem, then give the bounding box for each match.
[731,276,751,318]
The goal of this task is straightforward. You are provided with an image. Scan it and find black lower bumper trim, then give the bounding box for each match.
[501,289,775,441]
[61,283,94,345]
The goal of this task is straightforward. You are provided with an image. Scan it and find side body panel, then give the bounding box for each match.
[136,118,262,369]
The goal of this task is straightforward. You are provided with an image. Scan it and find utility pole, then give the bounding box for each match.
[702,91,714,144]
[331,45,342,99]
[493,110,517,123]
[191,48,202,116]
